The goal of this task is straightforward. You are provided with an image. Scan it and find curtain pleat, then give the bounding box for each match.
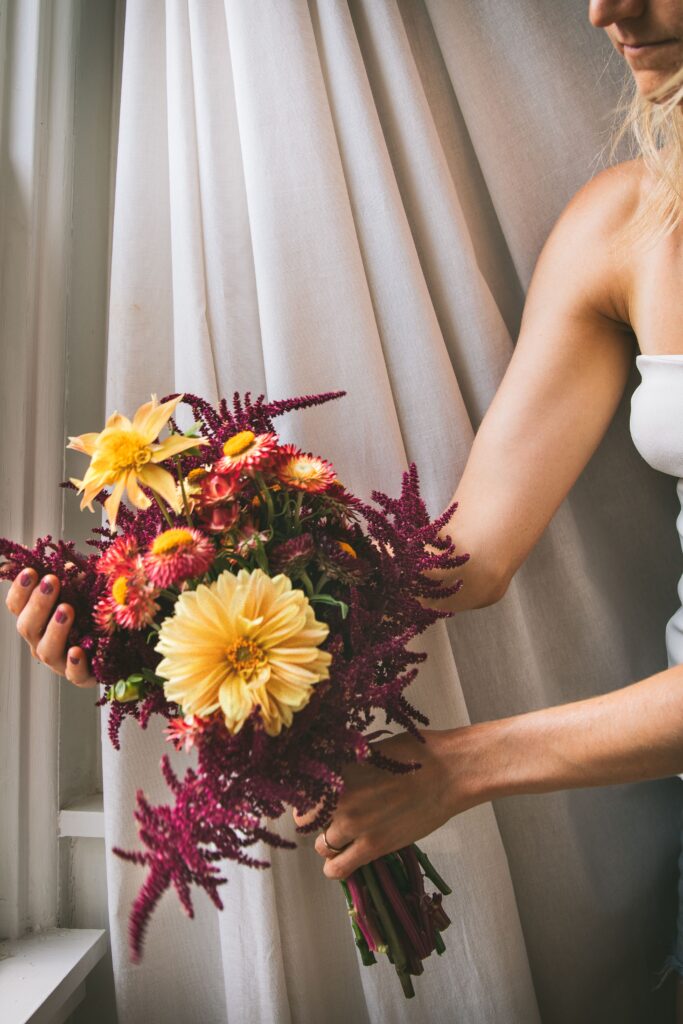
[104,3,682,1022]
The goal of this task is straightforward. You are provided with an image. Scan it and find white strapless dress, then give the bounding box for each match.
[630,354,683,668]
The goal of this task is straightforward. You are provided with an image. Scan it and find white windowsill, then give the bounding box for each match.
[0,928,107,1024]
[58,794,105,839]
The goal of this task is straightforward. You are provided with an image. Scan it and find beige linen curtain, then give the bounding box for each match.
[104,2,683,1022]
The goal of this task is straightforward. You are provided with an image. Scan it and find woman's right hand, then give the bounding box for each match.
[4,569,97,687]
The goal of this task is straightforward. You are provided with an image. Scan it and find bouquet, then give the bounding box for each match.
[0,388,467,998]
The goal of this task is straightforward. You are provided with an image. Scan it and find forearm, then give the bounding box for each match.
[446,666,683,807]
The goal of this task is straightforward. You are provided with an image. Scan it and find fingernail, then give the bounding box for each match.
[69,654,80,665]
[20,571,33,587]
[55,608,68,624]
[39,579,54,595]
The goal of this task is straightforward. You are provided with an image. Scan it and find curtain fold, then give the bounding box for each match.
[104,3,682,1021]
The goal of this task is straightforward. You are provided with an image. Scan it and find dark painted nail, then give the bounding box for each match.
[20,571,34,587]
[55,608,68,624]
[39,579,54,595]
[69,655,80,665]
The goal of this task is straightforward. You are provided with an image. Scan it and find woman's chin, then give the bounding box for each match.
[635,67,683,102]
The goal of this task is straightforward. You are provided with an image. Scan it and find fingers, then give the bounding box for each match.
[5,568,40,617]
[6,571,97,686]
[314,823,354,860]
[35,600,74,674]
[292,800,325,830]
[64,646,97,688]
[323,837,376,881]
[14,573,60,654]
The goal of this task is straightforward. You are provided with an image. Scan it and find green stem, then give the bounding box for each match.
[340,882,376,966]
[152,492,174,528]
[299,570,314,597]
[411,844,452,895]
[290,490,304,535]
[386,852,410,893]
[314,572,329,595]
[174,456,193,526]
[360,864,414,999]
[253,471,275,528]
[254,541,270,574]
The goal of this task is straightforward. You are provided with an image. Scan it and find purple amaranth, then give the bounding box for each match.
[1,389,463,984]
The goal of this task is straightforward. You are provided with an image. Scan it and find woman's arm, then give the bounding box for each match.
[303,166,677,874]
[316,665,683,880]
[435,165,639,611]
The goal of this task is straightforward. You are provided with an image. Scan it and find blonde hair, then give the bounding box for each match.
[611,63,683,244]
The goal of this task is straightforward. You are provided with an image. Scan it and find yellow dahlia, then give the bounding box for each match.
[155,568,332,736]
[68,395,205,528]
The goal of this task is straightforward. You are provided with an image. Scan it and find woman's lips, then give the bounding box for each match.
[617,38,679,65]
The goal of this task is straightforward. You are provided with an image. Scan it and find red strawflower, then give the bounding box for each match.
[276,445,336,493]
[143,528,215,588]
[200,503,241,534]
[108,572,160,631]
[199,472,241,506]
[97,534,140,579]
[213,431,278,475]
[93,596,117,635]
[164,714,209,753]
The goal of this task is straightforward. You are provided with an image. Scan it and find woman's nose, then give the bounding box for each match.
[588,0,647,29]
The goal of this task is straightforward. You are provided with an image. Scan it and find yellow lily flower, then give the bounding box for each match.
[68,394,206,527]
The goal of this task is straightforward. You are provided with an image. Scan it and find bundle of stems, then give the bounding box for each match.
[340,844,452,998]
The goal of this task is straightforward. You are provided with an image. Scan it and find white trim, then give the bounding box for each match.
[58,795,105,840]
[0,928,107,1024]
[0,0,81,940]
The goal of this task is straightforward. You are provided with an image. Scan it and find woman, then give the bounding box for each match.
[293,0,683,1014]
[4,0,683,1015]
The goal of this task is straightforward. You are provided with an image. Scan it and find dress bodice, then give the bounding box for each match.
[630,355,683,667]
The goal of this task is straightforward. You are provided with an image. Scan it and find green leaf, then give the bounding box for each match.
[309,593,349,619]
[140,668,164,685]
[183,420,203,438]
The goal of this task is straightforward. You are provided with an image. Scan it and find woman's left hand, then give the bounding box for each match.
[294,728,476,880]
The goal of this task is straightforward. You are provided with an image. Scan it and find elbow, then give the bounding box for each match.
[441,559,511,613]
[469,568,511,609]
[479,570,511,607]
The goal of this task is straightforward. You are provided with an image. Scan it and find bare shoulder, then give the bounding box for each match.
[531,160,645,326]
[560,159,644,241]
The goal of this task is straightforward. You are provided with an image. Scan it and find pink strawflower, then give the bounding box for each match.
[199,472,241,506]
[164,714,208,753]
[230,520,270,558]
[213,431,278,475]
[276,445,336,493]
[93,596,117,635]
[97,534,140,579]
[200,503,241,534]
[108,573,160,631]
[143,528,215,588]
